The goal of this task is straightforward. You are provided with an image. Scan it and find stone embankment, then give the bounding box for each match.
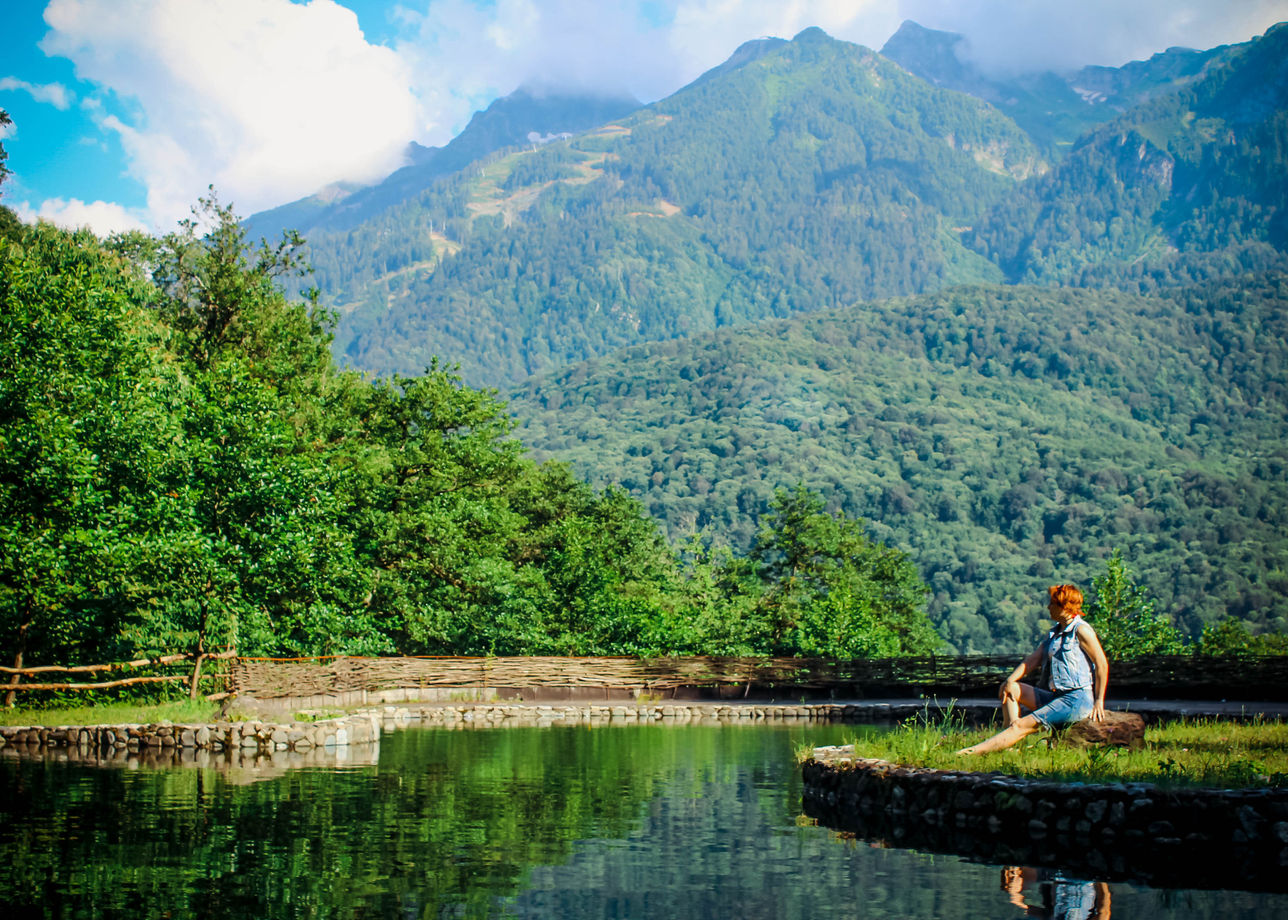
[0,712,380,757]
[367,700,927,727]
[802,747,1288,892]
[0,700,924,765]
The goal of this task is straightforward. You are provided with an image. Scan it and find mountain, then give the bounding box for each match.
[307,26,1042,384]
[880,19,1239,156]
[507,274,1288,653]
[258,22,1288,389]
[967,21,1288,287]
[243,88,640,242]
[228,22,1288,650]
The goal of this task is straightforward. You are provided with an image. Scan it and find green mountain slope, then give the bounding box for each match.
[509,275,1288,653]
[880,19,1240,157]
[967,22,1288,287]
[243,89,641,243]
[288,23,1288,390]
[309,27,1040,386]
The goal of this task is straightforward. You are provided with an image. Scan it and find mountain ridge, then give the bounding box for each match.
[250,21,1288,388]
[244,87,641,243]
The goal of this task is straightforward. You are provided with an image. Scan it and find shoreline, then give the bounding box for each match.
[801,750,1288,892]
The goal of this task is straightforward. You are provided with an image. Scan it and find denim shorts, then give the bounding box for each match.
[1029,686,1094,727]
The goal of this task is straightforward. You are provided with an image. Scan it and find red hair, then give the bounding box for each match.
[1048,584,1084,617]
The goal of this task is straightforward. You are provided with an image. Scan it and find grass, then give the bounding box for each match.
[839,707,1288,789]
[0,699,222,727]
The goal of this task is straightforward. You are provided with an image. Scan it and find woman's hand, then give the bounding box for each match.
[999,678,1019,704]
[1092,699,1106,721]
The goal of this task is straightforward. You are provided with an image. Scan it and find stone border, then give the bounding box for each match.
[801,749,1288,892]
[0,701,921,763]
[0,712,380,756]
[351,700,942,727]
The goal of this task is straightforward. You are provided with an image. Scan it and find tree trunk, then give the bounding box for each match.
[4,609,32,707]
[189,587,210,699]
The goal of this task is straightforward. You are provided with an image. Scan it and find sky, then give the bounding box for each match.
[2,0,1286,236]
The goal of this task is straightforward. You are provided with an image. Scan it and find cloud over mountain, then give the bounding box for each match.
[39,0,420,227]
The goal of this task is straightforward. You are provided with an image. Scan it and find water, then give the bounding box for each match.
[0,723,1283,919]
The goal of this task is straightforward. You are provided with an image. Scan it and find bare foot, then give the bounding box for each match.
[955,746,977,755]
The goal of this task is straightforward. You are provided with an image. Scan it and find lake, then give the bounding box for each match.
[0,722,1283,918]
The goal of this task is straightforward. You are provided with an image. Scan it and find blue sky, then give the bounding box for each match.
[2,0,1286,235]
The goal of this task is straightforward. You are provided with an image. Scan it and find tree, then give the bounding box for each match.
[0,224,188,697]
[749,485,938,656]
[0,108,20,244]
[1192,618,1288,657]
[1085,549,1185,658]
[144,197,378,659]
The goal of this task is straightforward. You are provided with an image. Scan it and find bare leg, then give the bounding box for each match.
[1003,690,1020,728]
[1002,681,1041,728]
[956,714,1042,755]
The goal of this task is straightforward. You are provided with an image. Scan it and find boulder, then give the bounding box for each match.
[1062,710,1145,749]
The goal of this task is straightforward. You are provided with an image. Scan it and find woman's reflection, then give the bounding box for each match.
[1001,866,1111,919]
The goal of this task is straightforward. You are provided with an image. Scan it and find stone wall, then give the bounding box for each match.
[0,712,380,756]
[802,750,1288,892]
[357,700,946,728]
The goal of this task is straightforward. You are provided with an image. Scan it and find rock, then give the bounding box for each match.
[1062,711,1145,749]
[1084,799,1108,824]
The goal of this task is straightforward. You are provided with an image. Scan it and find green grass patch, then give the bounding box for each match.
[845,708,1288,789]
[0,699,221,727]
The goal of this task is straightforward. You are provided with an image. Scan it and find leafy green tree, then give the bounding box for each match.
[1085,549,1186,658]
[342,365,531,654]
[1192,617,1288,656]
[749,486,938,656]
[0,110,21,248]
[659,536,762,655]
[0,224,189,691]
[149,199,378,659]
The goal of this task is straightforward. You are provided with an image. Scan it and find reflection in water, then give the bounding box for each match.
[1002,866,1110,920]
[0,723,1284,919]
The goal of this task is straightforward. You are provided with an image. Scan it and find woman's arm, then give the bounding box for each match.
[1078,624,1110,721]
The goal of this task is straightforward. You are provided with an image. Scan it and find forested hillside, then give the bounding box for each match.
[880,20,1242,156]
[278,22,1288,390]
[967,22,1288,288]
[306,26,1040,385]
[510,275,1288,652]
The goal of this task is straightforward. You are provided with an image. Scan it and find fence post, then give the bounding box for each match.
[188,652,205,699]
[3,670,18,708]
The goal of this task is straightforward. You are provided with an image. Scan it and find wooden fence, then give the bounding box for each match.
[1,650,237,705]
[8,652,1285,707]
[230,654,1288,702]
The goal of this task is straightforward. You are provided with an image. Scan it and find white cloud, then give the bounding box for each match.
[894,0,1288,74]
[0,77,74,109]
[394,0,674,146]
[40,0,422,229]
[15,197,150,236]
[668,0,900,74]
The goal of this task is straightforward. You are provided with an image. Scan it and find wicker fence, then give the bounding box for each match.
[230,654,1288,702]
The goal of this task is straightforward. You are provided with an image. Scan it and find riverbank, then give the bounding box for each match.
[801,750,1288,892]
[4,696,1286,754]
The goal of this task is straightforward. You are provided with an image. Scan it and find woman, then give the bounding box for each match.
[957,584,1108,755]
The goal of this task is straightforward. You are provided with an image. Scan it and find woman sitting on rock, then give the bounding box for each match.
[957,584,1108,755]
